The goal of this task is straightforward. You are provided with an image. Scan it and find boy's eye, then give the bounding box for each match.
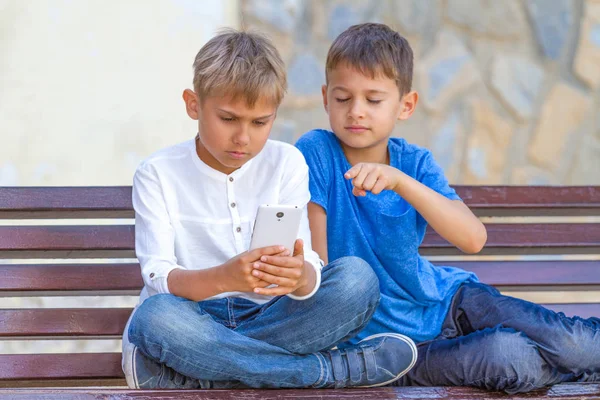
[253,120,267,126]
[335,98,350,103]
[221,117,235,122]
[367,99,382,104]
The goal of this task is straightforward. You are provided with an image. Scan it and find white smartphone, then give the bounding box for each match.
[249,204,303,254]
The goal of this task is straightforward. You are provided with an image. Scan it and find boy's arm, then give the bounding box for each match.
[346,158,487,254]
[307,202,328,265]
[392,172,487,254]
[134,166,272,301]
[134,166,226,301]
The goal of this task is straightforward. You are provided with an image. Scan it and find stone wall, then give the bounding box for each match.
[243,0,600,185]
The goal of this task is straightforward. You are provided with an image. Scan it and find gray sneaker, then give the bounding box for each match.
[321,333,417,388]
[130,346,204,389]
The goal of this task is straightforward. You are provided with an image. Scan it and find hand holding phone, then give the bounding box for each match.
[251,238,313,296]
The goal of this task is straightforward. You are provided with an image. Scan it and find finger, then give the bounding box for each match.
[352,165,373,190]
[254,259,303,276]
[371,178,387,195]
[362,171,379,192]
[251,268,296,287]
[352,187,367,197]
[248,245,286,261]
[254,285,295,296]
[293,239,304,257]
[258,255,301,268]
[344,164,362,180]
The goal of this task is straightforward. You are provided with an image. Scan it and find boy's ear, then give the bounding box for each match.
[321,85,329,113]
[398,91,419,121]
[183,89,200,120]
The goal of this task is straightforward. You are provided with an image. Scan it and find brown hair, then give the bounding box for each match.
[326,23,414,95]
[192,28,287,106]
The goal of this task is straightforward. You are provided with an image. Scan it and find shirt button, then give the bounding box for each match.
[236,227,241,233]
[149,273,155,279]
[230,202,236,208]
[229,177,234,182]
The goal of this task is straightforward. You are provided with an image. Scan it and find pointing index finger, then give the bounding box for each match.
[344,164,362,180]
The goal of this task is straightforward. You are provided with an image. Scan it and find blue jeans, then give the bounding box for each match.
[127,256,380,388]
[398,282,600,394]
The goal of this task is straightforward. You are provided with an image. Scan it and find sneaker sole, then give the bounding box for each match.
[357,332,418,388]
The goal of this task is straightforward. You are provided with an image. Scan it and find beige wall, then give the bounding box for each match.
[0,0,238,186]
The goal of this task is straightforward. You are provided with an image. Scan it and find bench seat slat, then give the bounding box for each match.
[2,186,599,218]
[0,264,142,293]
[1,304,596,338]
[0,309,132,338]
[0,354,123,380]
[1,223,599,258]
[447,260,600,286]
[458,186,600,216]
[1,384,600,399]
[0,187,133,219]
[1,261,598,295]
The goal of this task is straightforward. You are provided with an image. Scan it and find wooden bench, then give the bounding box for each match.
[0,186,599,399]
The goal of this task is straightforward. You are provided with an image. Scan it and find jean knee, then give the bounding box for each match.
[129,295,216,352]
[544,315,600,372]
[475,329,549,393]
[324,256,380,309]
[129,295,180,338]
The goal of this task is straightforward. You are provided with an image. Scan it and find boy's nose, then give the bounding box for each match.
[348,100,365,119]
[233,126,250,146]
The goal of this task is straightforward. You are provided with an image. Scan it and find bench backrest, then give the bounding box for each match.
[0,186,599,386]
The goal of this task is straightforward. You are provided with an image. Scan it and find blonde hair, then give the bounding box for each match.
[192,28,287,107]
[326,23,414,95]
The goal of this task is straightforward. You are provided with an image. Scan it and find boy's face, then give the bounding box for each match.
[322,63,417,158]
[183,89,277,175]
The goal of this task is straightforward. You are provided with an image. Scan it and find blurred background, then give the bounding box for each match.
[1,0,599,187]
[0,0,598,356]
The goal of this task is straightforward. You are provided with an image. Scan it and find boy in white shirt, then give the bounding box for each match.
[121,29,417,389]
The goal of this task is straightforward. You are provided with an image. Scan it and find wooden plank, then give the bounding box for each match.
[445,260,600,286]
[545,303,600,319]
[0,226,135,259]
[0,187,133,219]
[1,186,599,219]
[0,264,142,294]
[1,223,599,258]
[0,309,132,339]
[455,186,600,216]
[1,303,594,339]
[0,354,123,380]
[0,384,598,399]
[422,223,600,256]
[1,261,598,297]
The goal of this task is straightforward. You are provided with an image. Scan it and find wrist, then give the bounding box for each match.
[391,169,409,194]
[213,264,231,293]
[298,261,312,289]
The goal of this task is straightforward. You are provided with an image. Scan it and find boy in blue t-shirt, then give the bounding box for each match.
[296,23,600,394]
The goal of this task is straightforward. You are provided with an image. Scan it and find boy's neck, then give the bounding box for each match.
[341,140,390,166]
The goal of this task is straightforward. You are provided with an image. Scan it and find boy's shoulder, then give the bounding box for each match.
[388,137,434,167]
[296,129,336,149]
[137,140,194,172]
[262,139,307,166]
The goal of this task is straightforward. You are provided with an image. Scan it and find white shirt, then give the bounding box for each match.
[132,138,323,305]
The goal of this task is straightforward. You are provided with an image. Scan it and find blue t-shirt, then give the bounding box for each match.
[296,129,477,343]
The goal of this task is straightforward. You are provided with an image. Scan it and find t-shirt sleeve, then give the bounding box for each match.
[295,131,332,212]
[416,150,461,201]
